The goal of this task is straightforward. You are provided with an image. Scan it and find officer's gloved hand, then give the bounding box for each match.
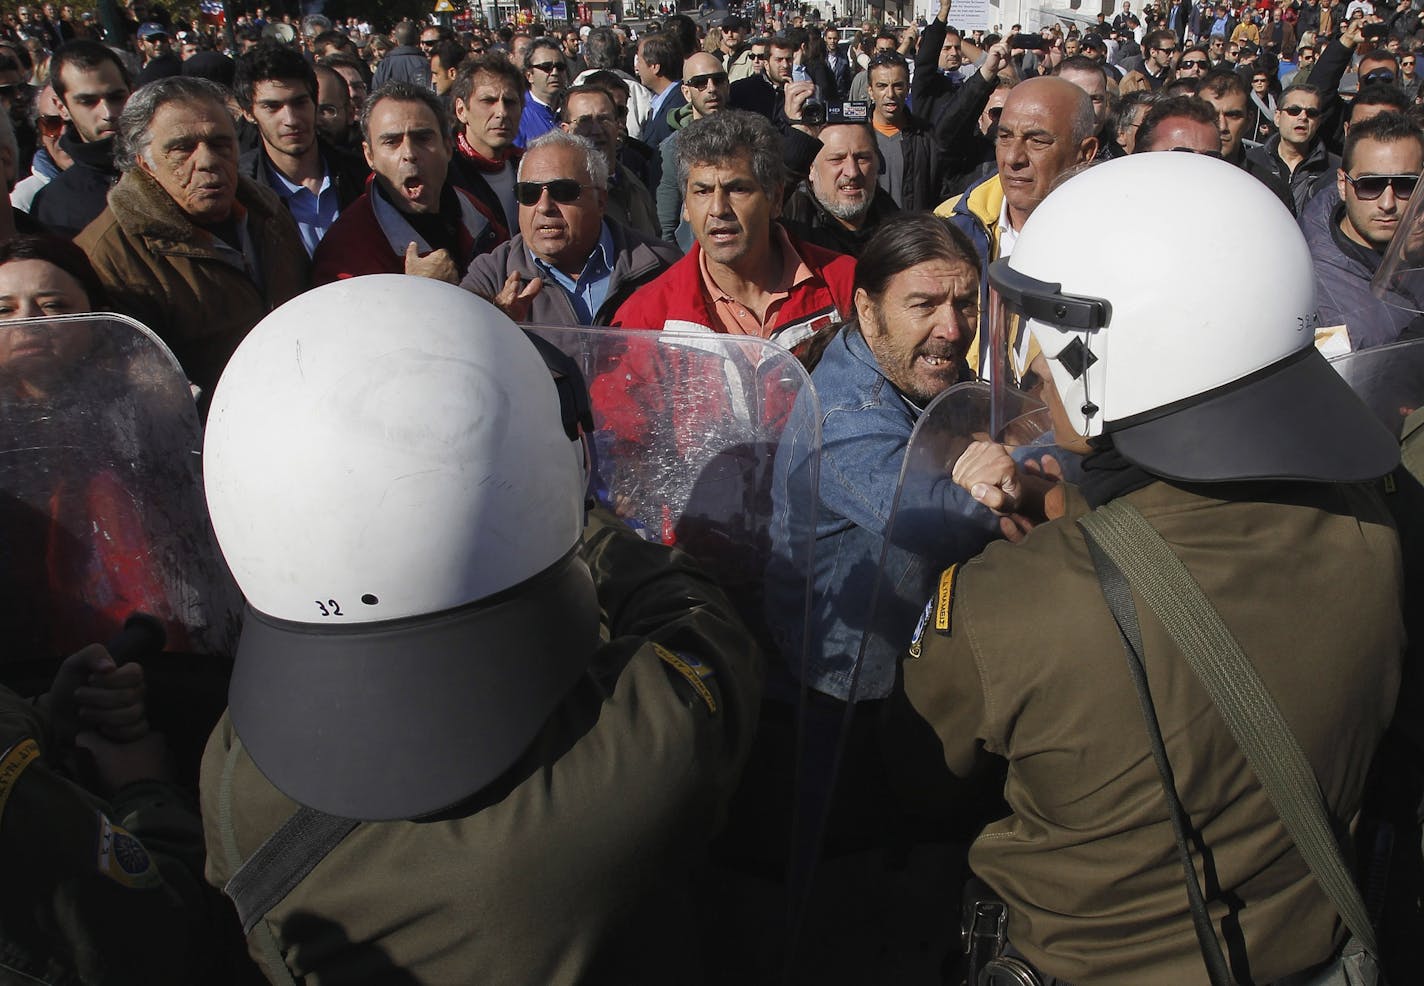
[42,644,149,749]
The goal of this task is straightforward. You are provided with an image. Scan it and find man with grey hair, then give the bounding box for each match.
[611,110,856,358]
[75,75,308,404]
[460,128,679,325]
[312,81,504,285]
[934,76,1098,375]
[782,121,899,258]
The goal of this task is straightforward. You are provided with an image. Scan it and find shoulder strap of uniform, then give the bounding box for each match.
[1079,498,1379,957]
[224,805,359,935]
[219,737,358,980]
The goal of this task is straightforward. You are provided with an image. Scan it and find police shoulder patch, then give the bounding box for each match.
[651,642,719,715]
[0,737,40,825]
[96,813,160,890]
[934,564,960,636]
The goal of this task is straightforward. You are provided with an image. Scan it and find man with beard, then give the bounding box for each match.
[311,82,504,285]
[766,211,1031,732]
[235,44,369,257]
[781,121,899,257]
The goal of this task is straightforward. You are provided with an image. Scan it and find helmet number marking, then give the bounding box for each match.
[315,599,344,617]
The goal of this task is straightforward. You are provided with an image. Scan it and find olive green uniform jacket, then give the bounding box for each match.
[75,169,309,405]
[0,688,213,985]
[894,479,1405,985]
[201,510,763,985]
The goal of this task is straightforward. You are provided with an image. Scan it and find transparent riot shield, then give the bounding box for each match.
[523,324,821,653]
[1330,336,1424,437]
[0,314,242,689]
[1373,177,1424,316]
[779,371,1057,979]
[526,325,822,979]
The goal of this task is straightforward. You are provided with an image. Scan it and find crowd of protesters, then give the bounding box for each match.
[0,0,1422,983]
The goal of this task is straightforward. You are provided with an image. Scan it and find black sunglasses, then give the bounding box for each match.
[749,51,768,60]
[1344,172,1420,200]
[685,71,728,89]
[1179,58,1208,68]
[868,51,908,70]
[515,178,589,205]
[530,61,568,74]
[1281,104,1322,118]
[1362,68,1397,85]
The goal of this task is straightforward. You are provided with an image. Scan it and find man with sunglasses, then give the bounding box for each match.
[655,51,728,244]
[1294,14,1399,157]
[1306,111,1424,349]
[1245,83,1338,213]
[460,128,678,325]
[11,82,70,213]
[1174,42,1210,80]
[729,32,785,119]
[31,40,129,239]
[1119,28,1178,93]
[135,22,180,85]
[311,81,504,286]
[516,37,568,148]
[1401,48,1420,101]
[1194,68,1296,209]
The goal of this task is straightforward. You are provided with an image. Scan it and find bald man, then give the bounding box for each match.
[935,77,1098,373]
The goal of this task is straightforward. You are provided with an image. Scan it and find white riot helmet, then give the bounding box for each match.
[988,153,1399,483]
[204,275,597,821]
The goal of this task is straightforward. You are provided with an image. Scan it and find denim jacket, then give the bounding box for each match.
[766,325,1000,701]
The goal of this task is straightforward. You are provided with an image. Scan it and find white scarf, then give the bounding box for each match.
[370,183,490,258]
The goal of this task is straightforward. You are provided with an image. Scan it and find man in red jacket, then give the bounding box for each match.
[312,81,504,285]
[596,110,855,464]
[610,110,855,355]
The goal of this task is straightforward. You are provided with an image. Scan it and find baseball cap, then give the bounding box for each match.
[137,21,168,39]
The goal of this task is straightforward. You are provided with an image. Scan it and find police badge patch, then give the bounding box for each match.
[96,813,160,889]
[909,597,934,659]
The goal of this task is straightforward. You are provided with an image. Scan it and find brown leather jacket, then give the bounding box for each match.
[76,169,309,403]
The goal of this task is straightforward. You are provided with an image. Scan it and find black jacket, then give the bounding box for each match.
[780,182,900,258]
[1245,133,1338,216]
[730,73,777,119]
[913,17,967,126]
[30,127,118,239]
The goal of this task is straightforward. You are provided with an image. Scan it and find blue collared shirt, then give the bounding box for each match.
[265,156,339,257]
[528,222,615,325]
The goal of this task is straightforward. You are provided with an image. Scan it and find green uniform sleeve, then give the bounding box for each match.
[0,688,218,985]
[580,506,764,768]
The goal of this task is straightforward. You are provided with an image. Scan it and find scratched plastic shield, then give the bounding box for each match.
[0,313,242,678]
[1329,337,1424,437]
[523,324,821,652]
